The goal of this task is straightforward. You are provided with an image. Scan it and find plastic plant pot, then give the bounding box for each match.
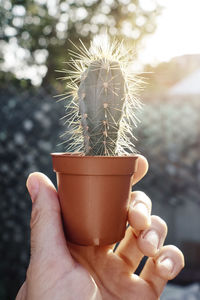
[51,153,138,246]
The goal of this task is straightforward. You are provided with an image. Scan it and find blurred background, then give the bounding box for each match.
[0,0,200,299]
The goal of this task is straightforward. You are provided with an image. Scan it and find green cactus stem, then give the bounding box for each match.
[59,36,142,156]
[78,59,126,155]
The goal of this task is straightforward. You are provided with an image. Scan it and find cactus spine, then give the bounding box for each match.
[60,36,142,156]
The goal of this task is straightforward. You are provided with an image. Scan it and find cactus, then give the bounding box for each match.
[59,36,142,156]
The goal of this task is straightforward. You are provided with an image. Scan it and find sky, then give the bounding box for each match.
[2,0,200,85]
[139,0,200,65]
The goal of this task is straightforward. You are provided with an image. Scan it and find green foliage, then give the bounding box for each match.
[0,0,162,88]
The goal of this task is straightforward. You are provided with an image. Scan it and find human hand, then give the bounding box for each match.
[16,156,184,300]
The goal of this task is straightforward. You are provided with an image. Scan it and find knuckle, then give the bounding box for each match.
[131,191,152,209]
[26,260,41,283]
[151,215,168,232]
[26,262,34,282]
[30,204,41,230]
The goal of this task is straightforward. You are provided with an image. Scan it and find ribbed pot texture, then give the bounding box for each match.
[51,153,138,246]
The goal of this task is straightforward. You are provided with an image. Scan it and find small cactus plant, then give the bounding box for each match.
[59,36,142,156]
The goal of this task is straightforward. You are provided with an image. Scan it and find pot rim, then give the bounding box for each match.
[51,152,138,159]
[51,152,138,175]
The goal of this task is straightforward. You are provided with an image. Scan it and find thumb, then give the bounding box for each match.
[26,172,74,267]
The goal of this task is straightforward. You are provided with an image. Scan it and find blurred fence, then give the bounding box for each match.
[0,86,64,300]
[0,86,200,299]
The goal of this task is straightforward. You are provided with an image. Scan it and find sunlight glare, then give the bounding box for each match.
[139,0,200,64]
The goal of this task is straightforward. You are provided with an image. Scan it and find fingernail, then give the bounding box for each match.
[142,230,160,249]
[158,257,174,273]
[27,175,39,203]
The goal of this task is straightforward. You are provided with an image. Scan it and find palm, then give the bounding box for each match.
[28,241,158,300]
[21,224,181,300]
[67,243,157,300]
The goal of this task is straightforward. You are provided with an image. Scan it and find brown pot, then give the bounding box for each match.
[51,153,138,246]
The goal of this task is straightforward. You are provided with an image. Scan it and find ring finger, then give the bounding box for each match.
[115,192,167,273]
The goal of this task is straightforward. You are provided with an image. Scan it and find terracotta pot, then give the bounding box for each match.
[51,153,138,246]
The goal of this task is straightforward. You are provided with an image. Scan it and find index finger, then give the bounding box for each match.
[132,155,149,185]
